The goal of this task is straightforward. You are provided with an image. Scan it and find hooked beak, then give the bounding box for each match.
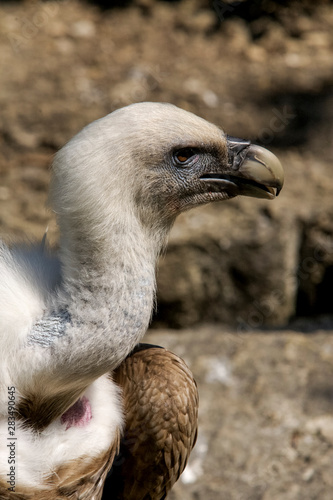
[201,136,284,200]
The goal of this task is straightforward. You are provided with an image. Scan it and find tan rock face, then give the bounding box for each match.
[156,200,300,328]
[296,211,333,317]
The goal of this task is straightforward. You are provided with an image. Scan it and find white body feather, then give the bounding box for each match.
[0,244,122,488]
[0,243,59,413]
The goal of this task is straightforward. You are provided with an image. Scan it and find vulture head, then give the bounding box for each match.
[51,102,283,268]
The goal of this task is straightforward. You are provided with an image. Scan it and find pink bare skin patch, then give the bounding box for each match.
[60,396,92,430]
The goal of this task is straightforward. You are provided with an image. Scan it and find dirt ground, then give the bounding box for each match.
[1,0,333,498]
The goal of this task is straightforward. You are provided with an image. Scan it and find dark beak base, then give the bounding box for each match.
[201,138,284,200]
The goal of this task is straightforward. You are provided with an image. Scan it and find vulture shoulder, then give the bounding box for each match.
[103,344,198,500]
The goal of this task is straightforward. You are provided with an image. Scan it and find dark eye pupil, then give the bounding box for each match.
[175,148,195,164]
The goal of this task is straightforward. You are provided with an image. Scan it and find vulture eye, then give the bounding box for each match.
[173,148,198,166]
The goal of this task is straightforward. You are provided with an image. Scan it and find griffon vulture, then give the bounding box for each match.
[0,102,283,499]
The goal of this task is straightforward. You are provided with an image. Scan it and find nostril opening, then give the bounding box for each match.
[226,136,251,170]
[226,136,251,155]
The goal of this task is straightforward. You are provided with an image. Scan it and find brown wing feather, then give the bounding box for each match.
[103,344,198,500]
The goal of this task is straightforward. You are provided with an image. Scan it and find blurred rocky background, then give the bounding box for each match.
[0,0,333,498]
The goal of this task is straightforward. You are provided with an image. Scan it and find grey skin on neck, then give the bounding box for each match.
[28,241,156,370]
[29,215,159,362]
[57,228,157,375]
